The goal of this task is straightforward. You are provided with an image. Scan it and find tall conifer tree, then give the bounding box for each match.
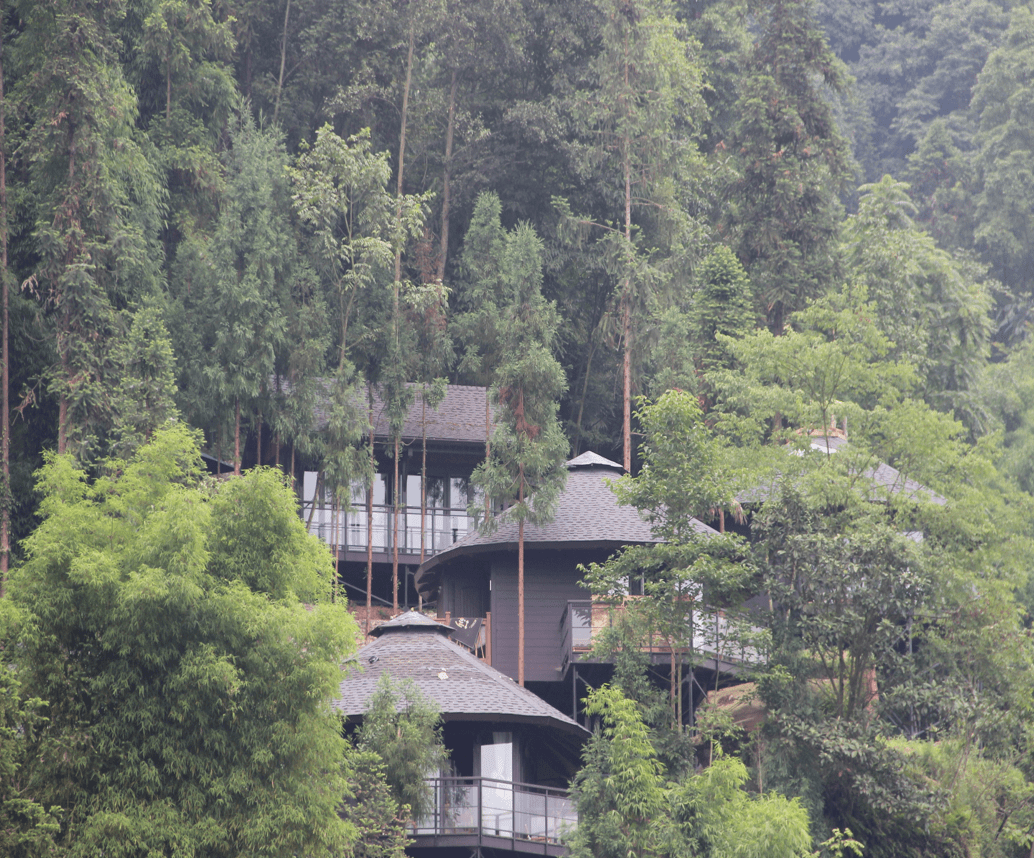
[563,0,705,472]
[723,0,851,334]
[12,0,165,458]
[471,221,567,686]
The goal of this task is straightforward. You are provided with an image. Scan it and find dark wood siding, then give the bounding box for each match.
[439,563,490,617]
[490,551,584,683]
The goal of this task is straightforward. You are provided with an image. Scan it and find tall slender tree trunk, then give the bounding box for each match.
[273,0,291,125]
[366,398,374,631]
[621,34,633,474]
[234,397,241,475]
[395,21,414,284]
[387,20,415,611]
[518,476,525,687]
[622,294,631,473]
[165,44,172,121]
[420,393,427,563]
[331,494,339,603]
[57,391,68,455]
[484,395,491,519]
[392,435,400,612]
[0,13,8,589]
[256,411,262,466]
[437,69,458,283]
[56,118,78,457]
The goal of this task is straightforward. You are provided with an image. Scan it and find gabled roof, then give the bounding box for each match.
[739,432,946,507]
[415,451,719,594]
[807,435,945,504]
[300,380,491,445]
[335,611,587,736]
[367,384,490,445]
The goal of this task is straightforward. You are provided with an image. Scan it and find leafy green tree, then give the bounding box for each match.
[971,5,1034,322]
[131,0,236,248]
[722,0,851,333]
[561,0,706,471]
[3,424,357,857]
[471,220,568,686]
[10,0,166,459]
[188,111,295,473]
[571,685,667,858]
[830,0,1011,182]
[356,675,448,823]
[109,306,181,458]
[0,4,11,585]
[710,295,912,448]
[840,176,992,431]
[340,748,409,858]
[903,118,977,254]
[689,245,755,378]
[290,124,396,371]
[454,190,507,390]
[582,391,750,730]
[711,296,1034,855]
[0,605,59,857]
[454,190,509,508]
[571,684,812,858]
[744,450,1034,857]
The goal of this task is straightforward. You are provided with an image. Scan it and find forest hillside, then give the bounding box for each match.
[2,1,1034,857]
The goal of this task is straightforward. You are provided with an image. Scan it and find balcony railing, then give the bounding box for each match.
[414,777,575,849]
[560,599,767,673]
[302,503,472,557]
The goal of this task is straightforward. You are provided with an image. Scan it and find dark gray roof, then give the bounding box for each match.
[416,452,718,591]
[739,434,946,506]
[306,381,491,445]
[370,609,453,636]
[335,612,587,735]
[809,436,946,505]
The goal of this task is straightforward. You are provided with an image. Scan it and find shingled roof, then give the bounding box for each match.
[808,435,945,505]
[335,611,587,736]
[308,382,490,445]
[428,451,716,555]
[415,451,718,594]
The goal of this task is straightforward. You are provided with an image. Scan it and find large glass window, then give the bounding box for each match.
[478,733,514,836]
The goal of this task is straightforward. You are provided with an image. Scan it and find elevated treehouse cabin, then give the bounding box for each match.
[414,451,763,722]
[337,612,587,858]
[299,384,492,609]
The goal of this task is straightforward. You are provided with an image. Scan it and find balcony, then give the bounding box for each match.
[560,599,767,675]
[302,502,472,559]
[413,776,575,856]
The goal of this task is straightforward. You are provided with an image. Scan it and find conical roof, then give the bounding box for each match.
[336,613,587,736]
[369,609,452,636]
[415,451,717,594]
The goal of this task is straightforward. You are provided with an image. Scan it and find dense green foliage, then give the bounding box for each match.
[570,684,813,858]
[0,426,359,857]
[3,0,1034,855]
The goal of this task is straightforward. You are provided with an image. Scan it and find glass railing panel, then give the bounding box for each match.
[412,778,576,845]
[562,600,767,667]
[514,787,546,839]
[305,504,471,556]
[570,603,592,648]
[481,777,514,837]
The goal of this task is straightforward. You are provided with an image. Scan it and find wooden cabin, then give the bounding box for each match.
[297,383,492,609]
[336,612,588,858]
[414,452,759,721]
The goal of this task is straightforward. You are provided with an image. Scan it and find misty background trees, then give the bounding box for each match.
[4,0,1034,855]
